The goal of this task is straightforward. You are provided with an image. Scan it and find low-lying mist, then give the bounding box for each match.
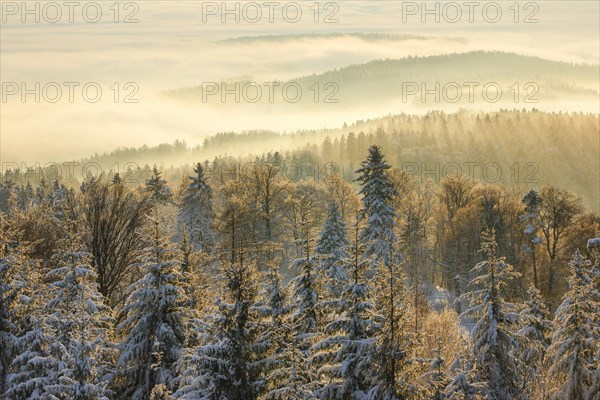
[1,1,599,162]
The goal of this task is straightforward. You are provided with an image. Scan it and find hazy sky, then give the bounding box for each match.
[1,0,599,163]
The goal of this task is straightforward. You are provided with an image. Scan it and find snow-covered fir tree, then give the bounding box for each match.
[5,318,65,400]
[0,220,25,396]
[117,215,188,399]
[146,166,173,204]
[40,228,113,399]
[545,251,600,400]
[420,343,450,400]
[355,146,414,399]
[518,286,552,396]
[367,257,415,400]
[175,231,212,351]
[315,201,350,299]
[283,243,321,399]
[291,241,321,355]
[35,178,49,205]
[176,252,266,400]
[3,221,58,399]
[355,145,399,269]
[312,216,377,399]
[252,251,315,399]
[258,257,317,399]
[178,163,214,252]
[3,219,91,400]
[263,317,317,400]
[3,219,58,400]
[457,230,524,400]
[444,369,482,400]
[261,254,288,328]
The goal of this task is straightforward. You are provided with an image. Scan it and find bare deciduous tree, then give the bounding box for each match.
[80,180,151,308]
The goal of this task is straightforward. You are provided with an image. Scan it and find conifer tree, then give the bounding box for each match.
[117,215,188,399]
[518,286,552,396]
[41,228,113,399]
[355,145,398,269]
[420,343,450,400]
[5,318,64,400]
[176,251,266,400]
[254,250,315,399]
[457,230,524,400]
[263,318,317,400]
[545,252,600,400]
[315,201,350,299]
[178,163,214,252]
[367,257,415,400]
[146,166,173,204]
[313,215,376,399]
[0,219,27,396]
[291,253,320,355]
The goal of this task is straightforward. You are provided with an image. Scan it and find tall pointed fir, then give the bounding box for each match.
[457,230,524,400]
[356,146,416,399]
[178,162,214,252]
[285,221,321,397]
[176,230,212,350]
[268,220,321,399]
[263,314,317,400]
[40,227,114,399]
[291,220,321,357]
[313,213,377,399]
[259,256,317,399]
[545,251,600,400]
[315,201,350,299]
[145,166,173,204]
[355,145,399,269]
[257,252,288,390]
[517,286,552,397]
[367,253,415,400]
[117,215,189,399]
[176,253,266,400]
[34,177,49,205]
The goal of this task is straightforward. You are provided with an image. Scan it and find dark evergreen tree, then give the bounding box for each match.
[315,201,350,299]
[145,166,173,204]
[178,163,214,252]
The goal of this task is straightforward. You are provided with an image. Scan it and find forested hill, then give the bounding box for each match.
[163,51,599,108]
[4,110,598,211]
